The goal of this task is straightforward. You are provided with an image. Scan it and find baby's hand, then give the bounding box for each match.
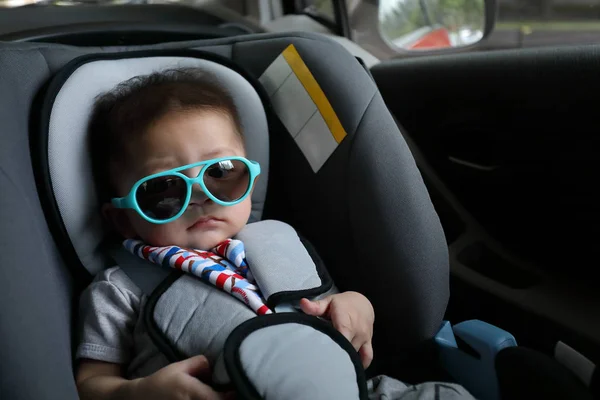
[130,355,232,400]
[300,292,375,369]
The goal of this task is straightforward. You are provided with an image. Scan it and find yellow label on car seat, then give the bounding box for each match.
[259,44,347,172]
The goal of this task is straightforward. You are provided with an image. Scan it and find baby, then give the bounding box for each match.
[75,68,375,400]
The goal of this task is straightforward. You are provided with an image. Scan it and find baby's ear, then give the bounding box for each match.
[102,203,136,239]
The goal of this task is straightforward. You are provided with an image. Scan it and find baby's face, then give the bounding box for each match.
[109,110,252,250]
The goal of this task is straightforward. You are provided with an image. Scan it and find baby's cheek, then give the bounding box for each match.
[232,200,252,230]
[132,219,182,247]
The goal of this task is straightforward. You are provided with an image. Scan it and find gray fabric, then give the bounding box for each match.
[367,376,476,400]
[224,35,448,357]
[153,274,256,365]
[48,57,269,275]
[0,47,80,400]
[348,93,449,367]
[230,33,450,360]
[77,267,144,364]
[111,247,171,295]
[194,44,233,58]
[239,323,360,400]
[76,266,170,379]
[38,46,89,70]
[235,220,322,300]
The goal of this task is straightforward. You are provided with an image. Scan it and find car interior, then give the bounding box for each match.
[0,1,598,399]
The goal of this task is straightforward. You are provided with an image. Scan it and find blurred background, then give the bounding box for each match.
[3,0,600,54]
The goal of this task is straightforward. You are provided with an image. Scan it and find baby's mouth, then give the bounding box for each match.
[187,216,224,231]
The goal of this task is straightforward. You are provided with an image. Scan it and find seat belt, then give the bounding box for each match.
[110,247,171,295]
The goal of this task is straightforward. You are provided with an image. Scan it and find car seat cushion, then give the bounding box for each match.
[46,54,269,275]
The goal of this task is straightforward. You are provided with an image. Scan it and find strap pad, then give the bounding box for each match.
[218,314,368,400]
[235,220,333,308]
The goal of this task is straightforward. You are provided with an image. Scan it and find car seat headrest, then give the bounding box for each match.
[46,56,269,275]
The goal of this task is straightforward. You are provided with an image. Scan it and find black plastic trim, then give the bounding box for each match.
[0,4,224,39]
[484,0,498,39]
[223,313,369,400]
[355,56,375,82]
[29,76,94,290]
[457,242,540,289]
[590,366,600,400]
[5,22,243,46]
[495,346,593,400]
[333,0,351,39]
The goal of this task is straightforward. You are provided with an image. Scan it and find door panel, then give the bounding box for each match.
[370,45,600,364]
[371,46,599,276]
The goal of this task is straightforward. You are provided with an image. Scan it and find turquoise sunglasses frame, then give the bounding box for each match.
[111,156,261,224]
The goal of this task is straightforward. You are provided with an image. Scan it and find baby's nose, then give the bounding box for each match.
[190,184,211,204]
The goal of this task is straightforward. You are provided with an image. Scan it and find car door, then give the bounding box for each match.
[346,0,600,372]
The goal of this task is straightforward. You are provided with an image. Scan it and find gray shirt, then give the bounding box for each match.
[76,266,169,378]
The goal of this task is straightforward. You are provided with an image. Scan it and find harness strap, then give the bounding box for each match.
[123,239,272,315]
[109,247,171,295]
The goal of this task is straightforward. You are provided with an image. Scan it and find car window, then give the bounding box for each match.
[494,0,600,49]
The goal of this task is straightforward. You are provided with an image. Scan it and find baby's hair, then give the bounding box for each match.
[89,67,243,201]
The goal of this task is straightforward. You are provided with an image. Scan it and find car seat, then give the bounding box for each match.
[0,31,594,400]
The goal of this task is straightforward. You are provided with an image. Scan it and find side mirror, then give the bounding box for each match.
[378,0,495,51]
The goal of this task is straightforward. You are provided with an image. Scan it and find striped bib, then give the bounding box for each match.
[124,238,272,315]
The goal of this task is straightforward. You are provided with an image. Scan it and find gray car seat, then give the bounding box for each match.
[0,31,594,400]
[0,32,448,400]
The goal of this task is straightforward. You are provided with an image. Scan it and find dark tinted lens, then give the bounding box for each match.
[135,175,187,220]
[203,159,250,203]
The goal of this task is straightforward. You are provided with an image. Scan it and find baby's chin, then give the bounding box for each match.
[141,232,228,250]
[187,235,228,250]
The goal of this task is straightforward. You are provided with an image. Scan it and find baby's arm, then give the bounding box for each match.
[75,269,228,400]
[76,356,228,400]
[76,359,132,400]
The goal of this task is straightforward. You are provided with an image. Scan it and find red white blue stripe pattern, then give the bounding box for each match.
[124,239,272,315]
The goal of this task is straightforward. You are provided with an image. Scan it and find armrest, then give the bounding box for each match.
[435,320,517,400]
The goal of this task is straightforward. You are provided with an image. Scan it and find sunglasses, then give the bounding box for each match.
[111,157,260,224]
